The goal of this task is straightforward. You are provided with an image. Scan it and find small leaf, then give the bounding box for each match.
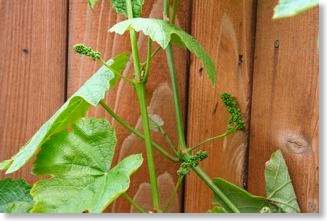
[111,0,144,18]
[212,178,270,213]
[31,118,143,213]
[109,18,217,85]
[148,114,164,132]
[207,206,226,213]
[0,179,33,213]
[265,150,300,213]
[87,0,99,9]
[273,0,318,19]
[0,53,129,174]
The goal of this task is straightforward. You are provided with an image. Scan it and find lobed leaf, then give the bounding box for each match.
[30,118,143,213]
[109,18,217,85]
[111,0,144,18]
[212,178,271,213]
[273,0,318,19]
[0,53,129,174]
[265,150,300,213]
[0,179,33,213]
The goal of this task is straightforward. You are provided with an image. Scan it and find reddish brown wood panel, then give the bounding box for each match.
[184,0,257,212]
[0,0,67,183]
[67,0,192,212]
[248,1,319,213]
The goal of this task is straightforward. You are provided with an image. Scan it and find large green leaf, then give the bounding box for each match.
[265,150,300,213]
[212,178,270,213]
[0,53,129,174]
[111,0,144,18]
[0,179,33,213]
[273,0,318,19]
[30,118,143,213]
[109,18,217,85]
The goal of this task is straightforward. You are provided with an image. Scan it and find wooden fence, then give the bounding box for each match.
[0,0,318,213]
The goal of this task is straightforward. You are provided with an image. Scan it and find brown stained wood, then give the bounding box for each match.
[0,0,67,183]
[67,0,192,212]
[185,0,257,212]
[248,1,319,213]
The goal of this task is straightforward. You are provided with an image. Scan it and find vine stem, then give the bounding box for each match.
[163,176,183,212]
[99,101,178,162]
[163,0,240,213]
[188,131,229,152]
[123,193,146,213]
[125,0,160,211]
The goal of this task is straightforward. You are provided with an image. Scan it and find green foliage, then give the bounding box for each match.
[265,150,300,213]
[0,179,33,213]
[212,178,271,213]
[30,118,143,213]
[220,93,245,133]
[111,0,144,18]
[273,0,318,19]
[73,44,101,61]
[211,150,300,213]
[109,18,217,85]
[207,206,226,213]
[87,0,99,9]
[177,150,208,177]
[0,53,129,174]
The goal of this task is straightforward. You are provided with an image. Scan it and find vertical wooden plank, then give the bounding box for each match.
[185,0,257,212]
[67,0,191,212]
[0,0,67,183]
[248,1,319,213]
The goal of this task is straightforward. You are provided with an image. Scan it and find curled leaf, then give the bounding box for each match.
[0,53,129,174]
[110,18,217,85]
[265,150,300,213]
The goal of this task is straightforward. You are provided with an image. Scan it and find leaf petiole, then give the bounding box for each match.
[162,176,183,212]
[187,131,230,153]
[99,100,179,162]
[99,57,134,84]
[122,193,146,213]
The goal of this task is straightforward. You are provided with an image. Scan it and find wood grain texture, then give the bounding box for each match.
[248,1,319,213]
[0,0,67,183]
[184,0,257,212]
[67,0,192,212]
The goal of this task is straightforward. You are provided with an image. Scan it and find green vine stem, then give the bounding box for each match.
[123,193,146,213]
[99,101,178,162]
[125,0,160,211]
[163,176,183,212]
[163,0,240,213]
[187,131,229,153]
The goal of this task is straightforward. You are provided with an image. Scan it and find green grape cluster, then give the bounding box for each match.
[220,93,245,133]
[177,150,208,177]
[73,44,101,61]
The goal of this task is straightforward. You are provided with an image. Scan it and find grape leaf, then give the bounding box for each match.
[0,53,129,174]
[273,0,318,19]
[30,118,143,213]
[109,18,217,85]
[111,0,144,18]
[265,150,300,213]
[212,178,270,213]
[0,179,33,213]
